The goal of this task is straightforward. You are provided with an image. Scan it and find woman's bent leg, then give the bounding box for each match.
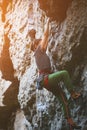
[57,87,70,118]
[48,70,74,93]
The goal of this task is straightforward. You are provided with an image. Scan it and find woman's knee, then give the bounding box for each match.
[49,70,69,79]
[61,70,68,75]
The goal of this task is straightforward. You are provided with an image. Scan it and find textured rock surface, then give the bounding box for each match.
[0,0,87,130]
[38,0,72,22]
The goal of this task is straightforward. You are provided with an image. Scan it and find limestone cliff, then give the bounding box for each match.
[0,0,87,130]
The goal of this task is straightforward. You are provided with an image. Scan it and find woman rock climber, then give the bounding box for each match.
[29,18,81,129]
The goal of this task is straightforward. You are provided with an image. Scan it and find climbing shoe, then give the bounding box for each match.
[67,118,81,129]
[71,90,81,100]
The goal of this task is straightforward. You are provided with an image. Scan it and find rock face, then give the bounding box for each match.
[0,0,87,130]
[38,0,72,22]
[0,33,19,129]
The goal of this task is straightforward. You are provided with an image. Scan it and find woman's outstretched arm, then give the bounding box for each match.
[40,18,50,51]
